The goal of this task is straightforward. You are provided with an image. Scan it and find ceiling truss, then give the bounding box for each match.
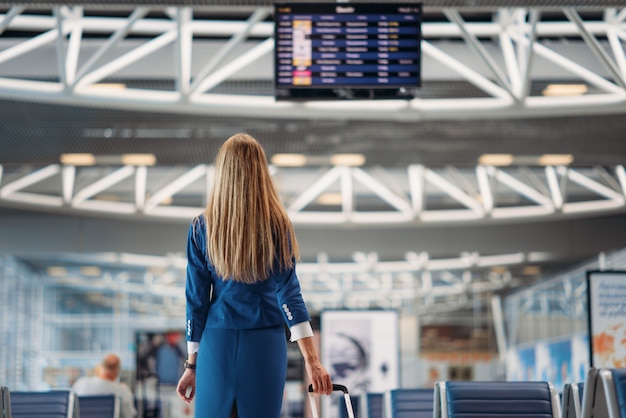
[0,6,625,119]
[38,248,537,317]
[1,163,625,225]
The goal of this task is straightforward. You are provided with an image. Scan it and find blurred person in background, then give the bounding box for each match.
[73,353,137,418]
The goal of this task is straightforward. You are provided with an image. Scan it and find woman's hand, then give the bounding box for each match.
[296,336,332,395]
[176,369,196,404]
[305,358,332,395]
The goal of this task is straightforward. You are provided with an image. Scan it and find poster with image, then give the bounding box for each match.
[321,310,399,418]
[587,271,626,368]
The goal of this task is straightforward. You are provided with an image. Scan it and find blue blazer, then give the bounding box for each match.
[185,215,311,343]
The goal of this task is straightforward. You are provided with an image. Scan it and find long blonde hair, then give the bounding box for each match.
[204,133,299,283]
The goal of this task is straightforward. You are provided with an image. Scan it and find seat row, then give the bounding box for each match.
[340,382,560,418]
[563,368,626,418]
[0,387,119,418]
[341,373,626,418]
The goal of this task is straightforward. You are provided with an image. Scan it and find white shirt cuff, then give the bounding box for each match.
[289,321,314,342]
[187,341,200,355]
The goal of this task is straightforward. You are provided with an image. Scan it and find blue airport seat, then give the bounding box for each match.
[365,393,384,418]
[10,390,75,418]
[283,400,304,418]
[578,383,584,405]
[441,381,559,418]
[581,368,608,418]
[562,382,583,418]
[338,395,359,418]
[390,388,434,418]
[77,395,119,418]
[1,386,10,418]
[600,368,626,418]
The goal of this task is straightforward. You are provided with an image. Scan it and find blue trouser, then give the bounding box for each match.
[195,324,287,418]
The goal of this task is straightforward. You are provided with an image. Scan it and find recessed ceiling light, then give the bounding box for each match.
[271,154,307,167]
[159,196,174,205]
[88,83,127,90]
[542,84,588,96]
[538,154,574,166]
[80,266,102,277]
[47,266,68,277]
[522,265,541,276]
[94,195,121,202]
[317,193,343,205]
[121,154,157,166]
[330,154,366,166]
[478,154,514,166]
[60,153,96,166]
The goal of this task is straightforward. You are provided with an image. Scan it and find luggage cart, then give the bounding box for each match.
[307,384,354,418]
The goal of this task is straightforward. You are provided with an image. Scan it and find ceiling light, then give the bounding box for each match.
[80,266,102,277]
[271,153,307,167]
[330,153,366,166]
[94,195,121,202]
[148,266,168,275]
[47,266,68,277]
[542,84,588,96]
[121,154,157,166]
[478,154,514,166]
[159,196,173,205]
[60,153,96,166]
[317,193,342,205]
[538,154,574,166]
[521,265,541,276]
[88,83,127,90]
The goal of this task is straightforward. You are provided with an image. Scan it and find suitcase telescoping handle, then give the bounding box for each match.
[307,384,354,418]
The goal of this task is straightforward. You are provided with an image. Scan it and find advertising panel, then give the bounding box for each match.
[587,270,626,368]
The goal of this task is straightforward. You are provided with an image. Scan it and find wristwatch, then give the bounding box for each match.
[183,360,196,371]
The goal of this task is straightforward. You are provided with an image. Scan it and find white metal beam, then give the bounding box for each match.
[545,166,564,210]
[0,6,24,37]
[143,164,206,213]
[408,164,425,214]
[564,8,626,90]
[443,8,514,98]
[0,28,60,65]
[65,12,82,86]
[287,166,342,213]
[0,165,60,196]
[175,7,192,96]
[55,7,67,87]
[62,165,75,204]
[189,8,270,94]
[519,9,541,100]
[71,166,135,206]
[0,6,621,120]
[476,165,494,214]
[352,168,412,216]
[76,29,178,88]
[191,37,274,95]
[2,163,625,225]
[617,165,626,197]
[421,40,512,100]
[74,8,150,84]
[135,165,147,210]
[425,168,484,213]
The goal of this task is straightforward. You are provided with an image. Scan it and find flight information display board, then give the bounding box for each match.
[274,2,422,100]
